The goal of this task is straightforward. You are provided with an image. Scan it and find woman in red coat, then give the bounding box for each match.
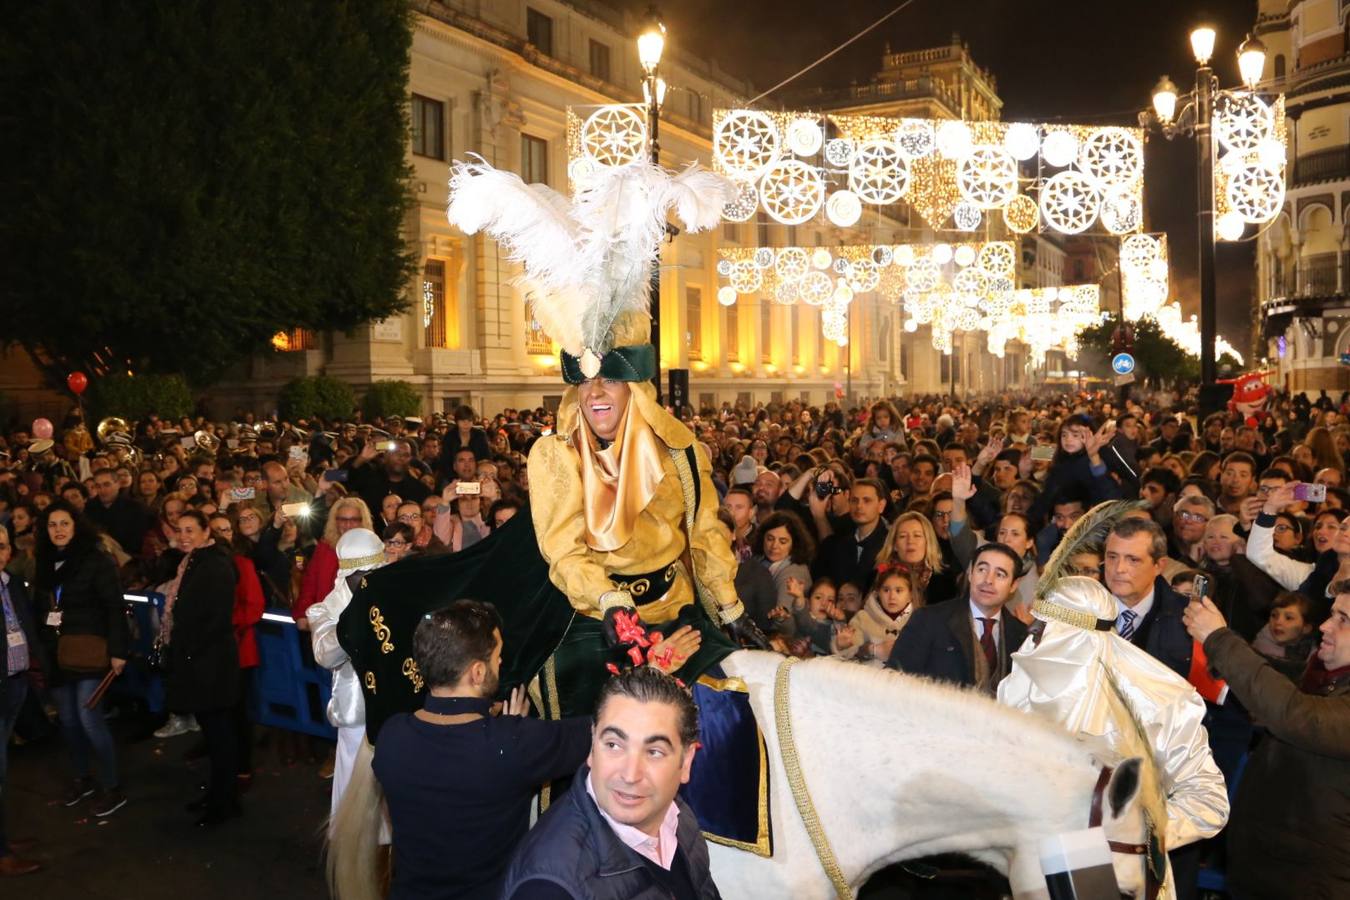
[210,515,265,786]
[292,498,372,626]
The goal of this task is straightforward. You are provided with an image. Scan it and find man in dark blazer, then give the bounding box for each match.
[811,478,889,590]
[1,530,44,876]
[887,542,1029,696]
[1103,517,1192,679]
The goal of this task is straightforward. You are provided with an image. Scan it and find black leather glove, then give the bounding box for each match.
[601,605,644,651]
[725,613,770,650]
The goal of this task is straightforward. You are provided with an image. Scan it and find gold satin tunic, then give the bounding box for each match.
[527,389,740,625]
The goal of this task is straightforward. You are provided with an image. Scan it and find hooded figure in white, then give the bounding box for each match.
[997,576,1229,894]
[307,527,386,827]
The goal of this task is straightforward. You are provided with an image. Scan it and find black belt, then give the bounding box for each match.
[610,562,680,606]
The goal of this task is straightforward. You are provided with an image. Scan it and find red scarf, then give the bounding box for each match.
[1299,657,1350,695]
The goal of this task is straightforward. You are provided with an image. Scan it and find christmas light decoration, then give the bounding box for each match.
[848,139,909,204]
[935,120,974,159]
[1004,122,1040,161]
[1039,170,1101,234]
[722,180,759,222]
[1002,194,1039,233]
[759,159,825,224]
[1212,92,1286,240]
[775,247,810,280]
[825,189,863,226]
[1041,130,1078,168]
[787,117,824,156]
[897,119,936,159]
[953,201,982,231]
[715,110,780,177]
[717,286,738,306]
[958,146,1018,208]
[578,105,648,167]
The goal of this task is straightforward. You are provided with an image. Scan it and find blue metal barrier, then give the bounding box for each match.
[119,593,334,740]
[253,608,337,740]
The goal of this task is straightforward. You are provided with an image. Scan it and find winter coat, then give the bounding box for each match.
[35,546,130,683]
[165,544,239,712]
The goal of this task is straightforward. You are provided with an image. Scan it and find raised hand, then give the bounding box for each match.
[951,462,976,502]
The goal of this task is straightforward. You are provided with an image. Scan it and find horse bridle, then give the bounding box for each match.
[1089,765,1165,900]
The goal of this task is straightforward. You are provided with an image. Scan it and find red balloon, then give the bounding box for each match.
[67,372,88,395]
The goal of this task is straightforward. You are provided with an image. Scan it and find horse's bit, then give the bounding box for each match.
[1088,765,1166,900]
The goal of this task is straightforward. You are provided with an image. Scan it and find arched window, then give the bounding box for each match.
[1274,55,1286,79]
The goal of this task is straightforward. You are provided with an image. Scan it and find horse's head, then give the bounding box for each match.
[1095,758,1168,899]
[1005,757,1164,900]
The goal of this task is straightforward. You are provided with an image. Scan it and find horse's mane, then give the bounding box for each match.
[797,656,1094,769]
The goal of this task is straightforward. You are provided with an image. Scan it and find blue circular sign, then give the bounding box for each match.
[1112,352,1136,375]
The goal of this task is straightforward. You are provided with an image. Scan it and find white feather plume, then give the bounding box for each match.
[445,154,734,356]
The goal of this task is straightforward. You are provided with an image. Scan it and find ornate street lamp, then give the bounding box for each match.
[638,7,666,401]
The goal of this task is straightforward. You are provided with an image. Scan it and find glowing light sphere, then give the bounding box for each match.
[1101,190,1142,235]
[722,180,759,222]
[832,282,855,306]
[729,261,762,293]
[716,259,733,277]
[893,244,916,267]
[848,140,910,204]
[897,119,936,159]
[824,139,854,167]
[935,121,974,159]
[871,245,894,267]
[758,159,825,225]
[717,286,738,306]
[849,259,880,292]
[774,279,799,305]
[714,110,781,177]
[753,247,775,268]
[1002,194,1039,233]
[1257,139,1286,169]
[931,243,954,265]
[811,248,833,270]
[1216,211,1246,241]
[977,242,1015,276]
[907,258,940,292]
[568,156,600,188]
[775,247,810,280]
[832,256,851,275]
[903,319,919,333]
[1041,130,1079,168]
[581,105,648,166]
[825,190,863,227]
[958,146,1019,208]
[799,271,833,305]
[1003,122,1040,161]
[953,201,982,231]
[1039,170,1101,234]
[953,244,977,267]
[786,118,824,157]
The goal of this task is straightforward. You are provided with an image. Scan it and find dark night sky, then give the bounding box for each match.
[611,0,1262,350]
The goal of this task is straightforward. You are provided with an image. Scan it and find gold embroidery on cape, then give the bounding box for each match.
[401,657,424,693]
[370,607,394,654]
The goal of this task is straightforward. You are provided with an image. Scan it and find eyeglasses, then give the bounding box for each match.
[336,515,362,525]
[1176,511,1209,524]
[1273,524,1296,534]
[385,539,409,548]
[931,511,952,520]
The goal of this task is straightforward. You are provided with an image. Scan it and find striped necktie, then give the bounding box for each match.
[1117,608,1138,640]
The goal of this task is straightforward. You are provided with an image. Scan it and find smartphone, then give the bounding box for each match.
[321,469,349,484]
[281,501,309,518]
[1193,574,1210,600]
[288,446,308,462]
[382,440,398,452]
[228,487,256,501]
[179,436,195,449]
[1293,482,1328,503]
[1030,445,1056,462]
[455,481,481,495]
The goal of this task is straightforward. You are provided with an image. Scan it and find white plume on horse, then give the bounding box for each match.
[712,650,1156,900]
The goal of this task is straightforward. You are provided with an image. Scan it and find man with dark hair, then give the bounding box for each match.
[812,478,888,590]
[887,542,1028,695]
[372,599,591,900]
[1036,492,1087,566]
[502,667,721,900]
[84,466,150,555]
[350,437,431,516]
[440,406,492,478]
[1217,451,1257,516]
[1139,466,1181,527]
[908,454,939,502]
[1103,517,1192,678]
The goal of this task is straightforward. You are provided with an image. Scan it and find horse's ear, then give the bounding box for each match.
[1108,758,1142,819]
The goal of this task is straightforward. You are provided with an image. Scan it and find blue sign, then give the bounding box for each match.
[1111,352,1136,376]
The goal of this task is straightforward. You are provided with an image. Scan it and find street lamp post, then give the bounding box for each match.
[1143,27,1265,411]
[637,7,666,402]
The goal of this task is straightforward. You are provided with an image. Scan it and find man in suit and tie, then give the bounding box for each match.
[1103,516,1193,679]
[886,542,1029,695]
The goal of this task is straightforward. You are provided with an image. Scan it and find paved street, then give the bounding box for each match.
[9,719,331,899]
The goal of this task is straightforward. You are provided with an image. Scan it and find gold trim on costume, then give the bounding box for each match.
[401,657,424,693]
[538,654,562,814]
[1032,599,1108,631]
[364,672,377,694]
[775,657,854,899]
[370,607,394,654]
[695,675,772,857]
[668,447,726,625]
[628,578,651,597]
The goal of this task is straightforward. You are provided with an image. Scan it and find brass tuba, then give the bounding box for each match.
[192,429,220,455]
[97,416,131,443]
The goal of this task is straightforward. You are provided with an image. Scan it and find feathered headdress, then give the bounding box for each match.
[446,154,733,379]
[1032,498,1148,628]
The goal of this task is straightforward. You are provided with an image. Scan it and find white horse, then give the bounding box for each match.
[709,651,1159,900]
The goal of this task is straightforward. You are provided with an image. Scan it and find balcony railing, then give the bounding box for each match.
[1292,147,1350,185]
[1298,252,1341,296]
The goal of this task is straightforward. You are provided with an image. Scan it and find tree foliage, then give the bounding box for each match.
[1,1,416,384]
[362,380,422,420]
[277,376,355,422]
[1077,315,1197,387]
[89,375,194,422]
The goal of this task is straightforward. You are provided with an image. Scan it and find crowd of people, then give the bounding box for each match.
[1,385,1348,896]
